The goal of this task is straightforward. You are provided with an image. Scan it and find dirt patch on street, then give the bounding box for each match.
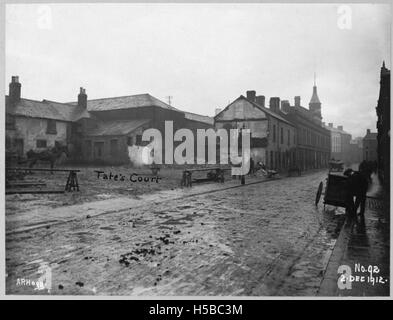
[5,164,232,215]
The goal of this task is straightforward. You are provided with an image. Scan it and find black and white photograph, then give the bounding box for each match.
[2,1,391,299]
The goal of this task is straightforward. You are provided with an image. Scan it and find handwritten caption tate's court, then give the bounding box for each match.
[338,263,389,290]
[95,171,161,183]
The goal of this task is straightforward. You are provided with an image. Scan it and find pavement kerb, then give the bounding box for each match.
[7,169,328,236]
[317,217,355,296]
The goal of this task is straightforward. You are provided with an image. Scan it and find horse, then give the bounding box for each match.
[344,161,376,217]
[26,144,69,173]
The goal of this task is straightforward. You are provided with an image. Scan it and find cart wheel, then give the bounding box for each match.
[315,181,323,206]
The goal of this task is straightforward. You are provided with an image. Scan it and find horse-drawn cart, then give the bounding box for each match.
[315,173,348,210]
[328,160,344,172]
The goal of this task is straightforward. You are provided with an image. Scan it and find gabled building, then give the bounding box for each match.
[6,76,88,158]
[347,137,363,164]
[280,83,331,170]
[363,129,378,162]
[376,61,390,193]
[323,123,352,163]
[214,91,297,170]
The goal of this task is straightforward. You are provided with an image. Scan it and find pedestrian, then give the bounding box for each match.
[249,157,255,175]
[344,166,369,218]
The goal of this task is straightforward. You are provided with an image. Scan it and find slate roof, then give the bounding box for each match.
[85,119,151,136]
[5,96,88,122]
[290,105,326,126]
[69,93,182,113]
[184,111,214,125]
[6,93,213,128]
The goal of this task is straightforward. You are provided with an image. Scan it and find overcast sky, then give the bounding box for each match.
[5,3,391,137]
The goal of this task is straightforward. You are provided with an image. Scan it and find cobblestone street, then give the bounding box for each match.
[6,170,348,296]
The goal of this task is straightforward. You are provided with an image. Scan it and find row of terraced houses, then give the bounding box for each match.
[6,75,334,171]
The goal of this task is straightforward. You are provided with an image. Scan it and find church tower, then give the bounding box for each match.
[309,73,322,121]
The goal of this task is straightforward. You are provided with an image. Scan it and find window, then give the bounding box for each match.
[46,119,57,134]
[6,114,15,130]
[280,127,284,144]
[14,138,24,156]
[110,139,118,155]
[94,141,104,159]
[36,139,47,148]
[272,125,276,142]
[287,130,290,146]
[72,123,82,134]
[136,135,142,145]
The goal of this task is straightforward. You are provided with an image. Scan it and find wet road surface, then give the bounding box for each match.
[6,170,346,296]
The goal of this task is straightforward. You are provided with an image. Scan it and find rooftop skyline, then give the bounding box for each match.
[5,3,391,137]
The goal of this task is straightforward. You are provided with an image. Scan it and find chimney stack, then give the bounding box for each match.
[338,125,343,131]
[246,90,256,102]
[78,87,87,108]
[215,108,222,116]
[9,76,21,105]
[328,123,333,128]
[255,95,265,108]
[281,100,291,113]
[367,129,371,134]
[294,96,301,107]
[269,97,280,113]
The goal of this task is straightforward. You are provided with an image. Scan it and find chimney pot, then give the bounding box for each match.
[281,100,291,113]
[246,90,256,102]
[338,125,343,131]
[328,123,333,128]
[367,129,371,134]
